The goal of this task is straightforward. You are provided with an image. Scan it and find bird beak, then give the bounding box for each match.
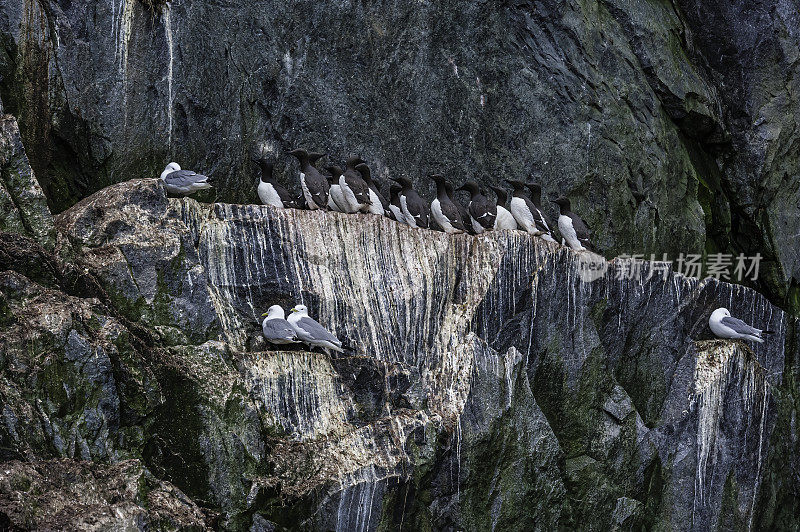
[261,312,268,317]
[290,307,297,312]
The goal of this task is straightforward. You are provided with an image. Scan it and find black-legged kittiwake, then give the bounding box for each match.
[709,308,773,344]
[261,305,299,344]
[288,304,344,353]
[160,162,212,195]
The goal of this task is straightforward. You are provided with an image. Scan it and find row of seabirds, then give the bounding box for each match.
[159,154,774,348]
[160,150,592,250]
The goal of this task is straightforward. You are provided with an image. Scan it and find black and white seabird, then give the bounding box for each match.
[324,165,349,212]
[288,304,344,353]
[709,308,773,343]
[389,184,408,224]
[458,182,496,234]
[488,185,519,231]
[552,197,593,251]
[288,149,329,210]
[429,174,466,234]
[391,176,430,229]
[355,163,387,216]
[160,162,212,195]
[261,305,298,344]
[255,158,296,208]
[506,180,556,241]
[452,187,475,235]
[340,156,373,213]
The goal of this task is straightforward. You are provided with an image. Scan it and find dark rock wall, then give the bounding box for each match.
[2,0,798,313]
[11,177,784,530]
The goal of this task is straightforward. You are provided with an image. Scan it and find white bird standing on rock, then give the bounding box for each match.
[261,305,298,345]
[160,162,212,195]
[506,180,556,241]
[709,308,773,343]
[552,197,593,251]
[256,159,295,209]
[288,304,344,353]
[489,185,519,231]
[325,165,349,212]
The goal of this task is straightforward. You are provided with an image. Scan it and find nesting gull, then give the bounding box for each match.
[261,305,298,345]
[160,162,212,195]
[288,304,344,353]
[709,308,773,344]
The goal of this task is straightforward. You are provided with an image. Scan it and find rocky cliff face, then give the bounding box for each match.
[0,0,799,529]
[1,159,796,529]
[1,0,798,312]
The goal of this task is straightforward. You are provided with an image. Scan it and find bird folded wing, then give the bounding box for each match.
[298,317,342,345]
[263,320,297,340]
[720,316,761,336]
[165,170,207,186]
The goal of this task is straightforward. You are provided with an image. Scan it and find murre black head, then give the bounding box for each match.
[346,156,366,169]
[505,179,526,190]
[355,163,373,182]
[287,148,308,158]
[325,165,343,178]
[391,176,413,188]
[257,160,274,182]
[429,174,446,183]
[526,182,542,195]
[526,182,543,204]
[457,182,481,195]
[308,152,326,164]
[489,185,509,204]
[551,197,571,210]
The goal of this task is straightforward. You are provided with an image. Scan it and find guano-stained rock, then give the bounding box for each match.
[41,179,793,529]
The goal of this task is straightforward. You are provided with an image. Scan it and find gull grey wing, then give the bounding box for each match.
[165,169,209,187]
[297,317,341,345]
[263,319,297,341]
[720,316,761,336]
